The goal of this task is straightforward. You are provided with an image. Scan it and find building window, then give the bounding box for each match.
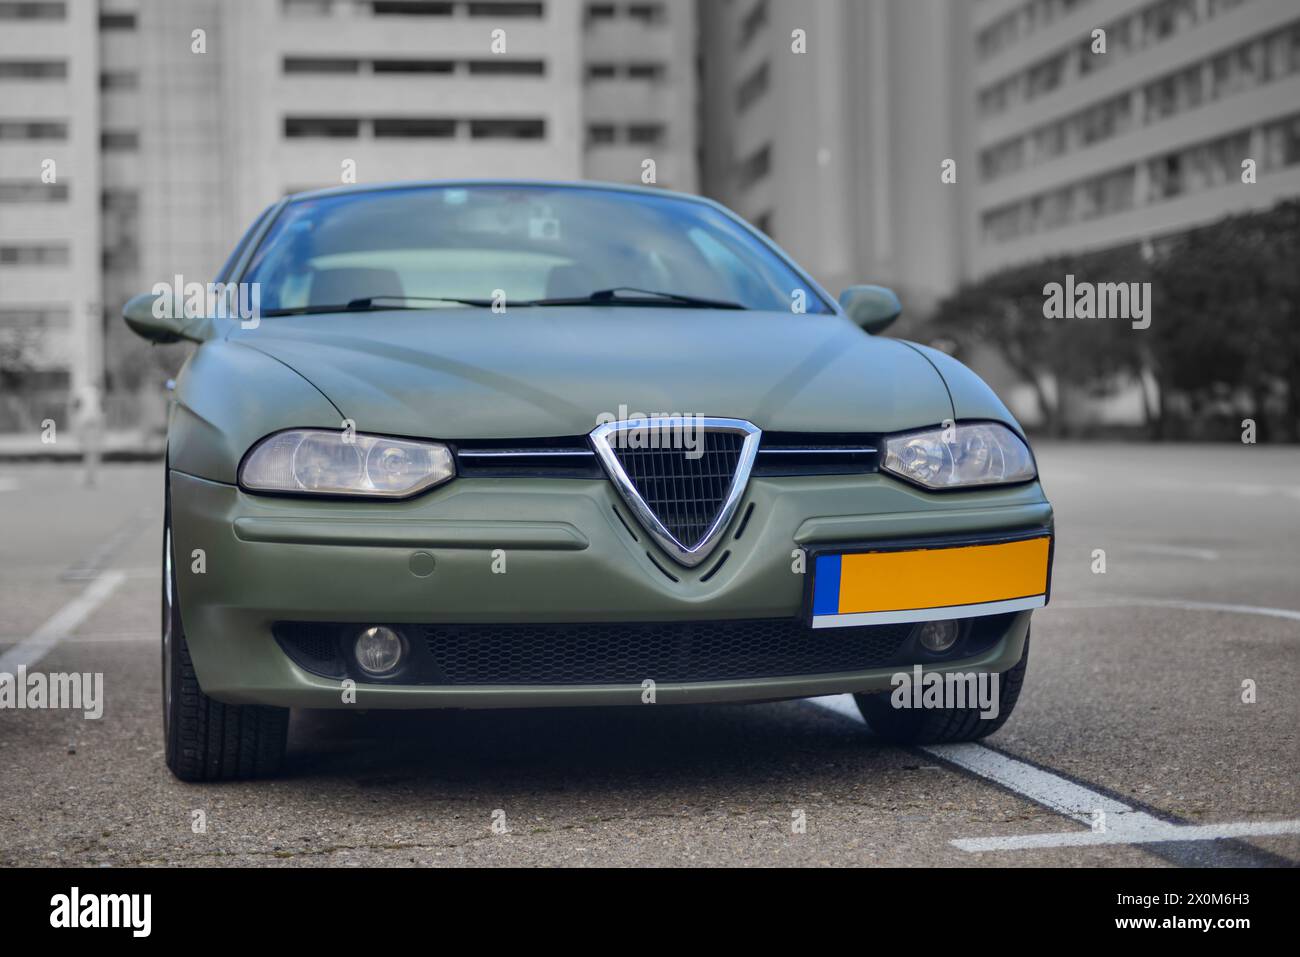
[0,244,70,266]
[1030,123,1065,162]
[0,181,68,202]
[101,130,139,151]
[976,0,1222,119]
[0,120,67,140]
[1075,167,1136,220]
[736,60,769,112]
[466,2,543,16]
[467,59,545,75]
[982,166,1136,243]
[284,116,360,137]
[99,70,138,90]
[1262,112,1300,170]
[736,142,771,191]
[374,59,455,73]
[101,188,139,213]
[587,123,615,146]
[470,118,545,139]
[373,117,457,137]
[739,0,768,50]
[99,12,136,29]
[586,3,616,25]
[1144,64,1204,123]
[284,57,362,74]
[0,308,71,375]
[1211,42,1261,99]
[980,139,1025,182]
[979,122,1277,243]
[102,242,139,272]
[586,63,617,80]
[976,11,1020,62]
[0,61,67,80]
[0,2,66,19]
[370,1,455,15]
[982,21,1300,180]
[1140,0,1198,45]
[0,308,70,330]
[627,123,664,145]
[1147,129,1251,201]
[627,3,665,25]
[626,62,664,81]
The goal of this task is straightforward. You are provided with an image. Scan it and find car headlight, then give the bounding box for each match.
[239,429,455,497]
[881,422,1036,490]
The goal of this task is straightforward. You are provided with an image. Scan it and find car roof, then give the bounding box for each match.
[284,178,719,208]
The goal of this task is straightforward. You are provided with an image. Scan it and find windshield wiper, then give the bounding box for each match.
[527,287,746,310]
[346,295,504,309]
[261,289,745,317]
[261,295,502,317]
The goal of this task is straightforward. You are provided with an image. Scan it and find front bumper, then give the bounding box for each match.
[169,468,1052,708]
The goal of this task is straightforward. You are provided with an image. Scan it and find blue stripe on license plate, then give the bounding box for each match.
[812,554,841,616]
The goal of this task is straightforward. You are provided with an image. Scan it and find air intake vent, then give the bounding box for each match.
[754,433,879,475]
[453,436,600,478]
[423,619,915,685]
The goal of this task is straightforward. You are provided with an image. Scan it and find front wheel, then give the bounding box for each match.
[163,489,288,781]
[853,633,1031,744]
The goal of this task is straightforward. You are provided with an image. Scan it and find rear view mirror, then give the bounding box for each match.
[839,285,902,334]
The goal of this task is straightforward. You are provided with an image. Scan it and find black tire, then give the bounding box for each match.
[163,482,288,781]
[853,633,1031,744]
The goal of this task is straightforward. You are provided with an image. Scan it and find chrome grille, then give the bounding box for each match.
[610,430,744,550]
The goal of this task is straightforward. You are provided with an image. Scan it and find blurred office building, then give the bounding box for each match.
[4,0,1299,435]
[967,0,1300,277]
[700,0,1300,425]
[700,0,971,313]
[702,0,1300,301]
[0,0,696,433]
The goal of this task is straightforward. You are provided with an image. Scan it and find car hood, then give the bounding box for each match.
[230,307,955,438]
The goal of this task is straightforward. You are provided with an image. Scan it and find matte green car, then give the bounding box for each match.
[123,181,1054,781]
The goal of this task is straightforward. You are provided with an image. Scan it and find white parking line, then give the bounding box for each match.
[923,742,1150,829]
[1055,597,1300,623]
[0,631,152,645]
[807,694,1300,854]
[1127,543,1219,561]
[60,508,154,581]
[1045,474,1300,500]
[953,819,1300,852]
[0,571,126,673]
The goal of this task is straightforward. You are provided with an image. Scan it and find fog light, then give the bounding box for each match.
[917,620,960,654]
[354,626,403,676]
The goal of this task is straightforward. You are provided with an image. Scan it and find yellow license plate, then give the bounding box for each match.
[810,535,1051,629]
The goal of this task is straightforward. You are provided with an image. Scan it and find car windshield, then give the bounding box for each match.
[239,184,831,314]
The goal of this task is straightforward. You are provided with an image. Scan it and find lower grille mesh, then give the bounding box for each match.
[274,624,347,678]
[422,619,914,685]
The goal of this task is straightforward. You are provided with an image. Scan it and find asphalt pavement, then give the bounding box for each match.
[0,442,1296,866]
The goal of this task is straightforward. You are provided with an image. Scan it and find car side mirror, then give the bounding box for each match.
[122,292,211,344]
[839,285,902,334]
